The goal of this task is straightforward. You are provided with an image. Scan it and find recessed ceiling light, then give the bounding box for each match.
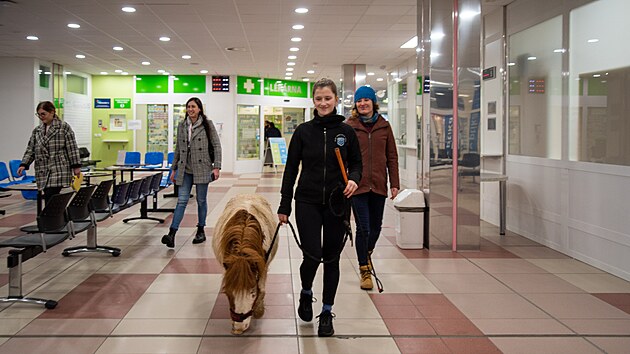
[553,48,566,53]
[289,47,299,52]
[527,56,537,60]
[67,23,80,29]
[295,8,308,13]
[121,72,129,75]
[291,37,302,42]
[198,70,208,74]
[26,35,38,41]
[141,61,150,65]
[307,70,315,74]
[44,71,51,75]
[377,78,384,81]
[157,69,165,73]
[287,62,296,66]
[75,54,85,59]
[367,72,375,76]
[182,55,191,59]
[507,62,516,66]
[121,6,136,13]
[113,46,123,51]
[159,36,170,42]
[286,72,293,76]
[100,72,108,75]
[114,69,123,73]
[292,24,304,30]
[64,71,72,75]
[162,72,169,75]
[286,68,294,72]
[302,78,309,82]
[288,55,297,60]
[285,76,291,79]
[587,38,599,43]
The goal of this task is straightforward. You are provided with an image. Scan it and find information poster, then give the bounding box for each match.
[147,104,168,153]
[268,137,287,165]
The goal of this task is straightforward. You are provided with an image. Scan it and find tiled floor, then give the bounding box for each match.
[1,173,630,353]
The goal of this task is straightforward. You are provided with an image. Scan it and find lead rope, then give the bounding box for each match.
[334,148,384,293]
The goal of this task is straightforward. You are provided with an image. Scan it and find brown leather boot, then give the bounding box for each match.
[359,265,373,290]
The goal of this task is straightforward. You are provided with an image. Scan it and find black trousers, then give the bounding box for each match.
[295,201,346,306]
[43,187,63,206]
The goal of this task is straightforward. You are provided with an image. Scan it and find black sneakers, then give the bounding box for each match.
[297,292,313,322]
[317,310,335,337]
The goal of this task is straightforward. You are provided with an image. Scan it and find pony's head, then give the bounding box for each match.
[220,209,267,335]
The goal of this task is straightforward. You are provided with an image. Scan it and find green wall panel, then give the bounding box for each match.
[136,75,168,93]
[174,75,206,93]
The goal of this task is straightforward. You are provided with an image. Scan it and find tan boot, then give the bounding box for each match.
[359,265,373,290]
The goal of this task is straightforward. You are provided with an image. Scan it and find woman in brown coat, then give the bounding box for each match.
[346,86,400,290]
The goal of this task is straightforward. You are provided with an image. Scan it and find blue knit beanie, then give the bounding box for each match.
[354,86,376,103]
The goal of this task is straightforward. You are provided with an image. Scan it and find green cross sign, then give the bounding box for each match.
[237,76,261,95]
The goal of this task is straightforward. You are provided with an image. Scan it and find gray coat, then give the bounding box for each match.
[20,118,81,190]
[172,117,222,185]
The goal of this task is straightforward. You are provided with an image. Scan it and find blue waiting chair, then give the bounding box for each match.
[166,152,174,168]
[7,160,37,200]
[124,151,141,167]
[143,152,164,169]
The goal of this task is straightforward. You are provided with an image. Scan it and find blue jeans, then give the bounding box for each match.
[352,192,386,266]
[170,172,208,230]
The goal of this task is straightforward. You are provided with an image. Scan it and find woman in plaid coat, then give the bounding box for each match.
[162,97,222,247]
[17,101,82,205]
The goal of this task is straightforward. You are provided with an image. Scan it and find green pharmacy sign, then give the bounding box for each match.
[263,79,308,98]
[237,76,262,95]
[114,98,131,109]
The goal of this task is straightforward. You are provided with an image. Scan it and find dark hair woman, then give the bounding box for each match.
[162,97,222,247]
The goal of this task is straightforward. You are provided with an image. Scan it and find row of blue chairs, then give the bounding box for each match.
[122,151,174,169]
[0,160,37,200]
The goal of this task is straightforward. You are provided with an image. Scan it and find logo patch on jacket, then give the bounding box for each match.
[334,134,346,147]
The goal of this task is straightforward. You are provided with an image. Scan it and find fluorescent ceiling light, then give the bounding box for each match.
[400,36,417,49]
[67,23,80,29]
[122,7,136,13]
[75,54,85,59]
[159,36,171,42]
[113,46,123,51]
[182,55,191,59]
[292,24,304,30]
[26,35,38,40]
[295,8,308,13]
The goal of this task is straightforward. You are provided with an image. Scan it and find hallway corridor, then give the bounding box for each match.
[1,173,629,353]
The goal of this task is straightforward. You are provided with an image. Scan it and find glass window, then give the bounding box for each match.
[237,105,260,160]
[508,16,562,159]
[569,0,630,166]
[67,74,87,94]
[39,65,50,88]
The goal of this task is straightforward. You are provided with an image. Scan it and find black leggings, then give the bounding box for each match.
[295,201,346,306]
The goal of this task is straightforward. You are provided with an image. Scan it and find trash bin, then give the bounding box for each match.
[393,189,427,249]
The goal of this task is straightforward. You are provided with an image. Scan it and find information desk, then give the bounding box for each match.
[480,173,508,235]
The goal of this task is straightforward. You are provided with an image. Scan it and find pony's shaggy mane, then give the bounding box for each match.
[220,209,267,294]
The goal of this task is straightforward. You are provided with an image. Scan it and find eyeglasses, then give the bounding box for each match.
[35,112,47,118]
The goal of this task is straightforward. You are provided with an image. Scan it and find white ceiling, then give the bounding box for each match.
[0,0,510,90]
[0,0,420,90]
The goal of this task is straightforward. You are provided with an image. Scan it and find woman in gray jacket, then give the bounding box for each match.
[162,97,222,247]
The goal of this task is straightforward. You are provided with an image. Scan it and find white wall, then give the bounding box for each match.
[0,57,38,164]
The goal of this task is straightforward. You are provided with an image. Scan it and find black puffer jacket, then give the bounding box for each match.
[278,109,362,216]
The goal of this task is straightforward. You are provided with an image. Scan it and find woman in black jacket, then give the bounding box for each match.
[278,78,362,337]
